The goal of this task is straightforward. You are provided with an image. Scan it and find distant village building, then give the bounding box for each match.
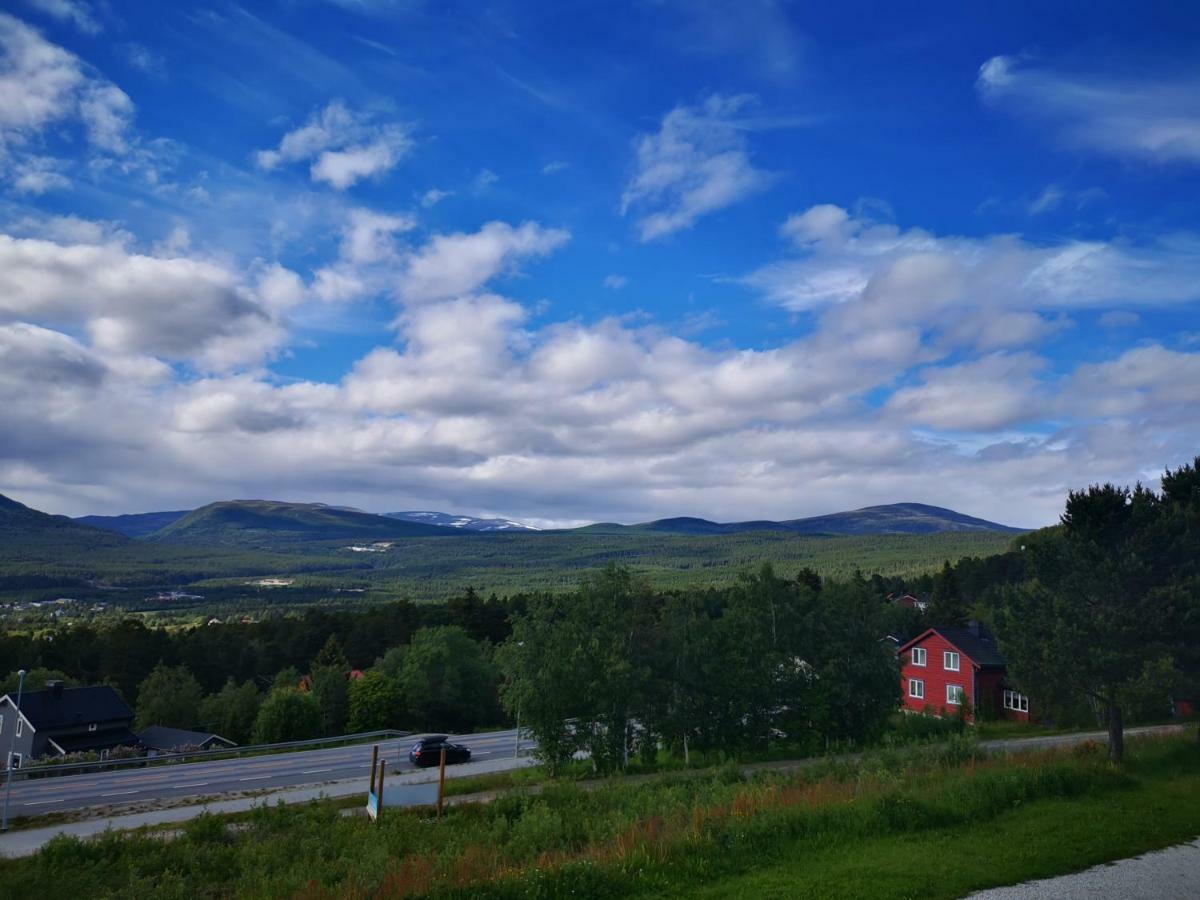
[897,622,1030,723]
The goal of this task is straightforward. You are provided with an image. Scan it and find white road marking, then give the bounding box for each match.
[301,768,333,774]
[101,790,140,797]
[174,782,209,788]
[238,775,271,781]
[25,798,65,805]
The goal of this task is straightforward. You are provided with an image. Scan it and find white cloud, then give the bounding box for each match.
[603,274,628,290]
[256,100,412,189]
[10,153,69,192]
[978,55,1200,164]
[1028,183,1065,215]
[621,94,773,240]
[340,208,415,264]
[474,168,498,189]
[22,0,99,35]
[886,353,1048,431]
[121,43,164,77]
[397,221,569,304]
[0,234,287,369]
[420,187,451,207]
[3,205,1198,532]
[0,13,136,192]
[541,160,568,174]
[745,205,1200,355]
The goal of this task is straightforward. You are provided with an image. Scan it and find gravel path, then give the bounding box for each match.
[969,837,1200,899]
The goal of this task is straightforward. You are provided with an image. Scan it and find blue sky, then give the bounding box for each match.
[0,1,1198,526]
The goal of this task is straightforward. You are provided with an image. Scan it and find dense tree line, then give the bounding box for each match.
[0,588,512,703]
[997,458,1200,762]
[497,565,900,775]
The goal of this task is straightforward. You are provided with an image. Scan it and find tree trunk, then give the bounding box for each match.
[683,732,690,767]
[1107,701,1124,765]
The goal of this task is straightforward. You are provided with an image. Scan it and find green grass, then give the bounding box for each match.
[673,745,1200,899]
[4,735,1197,899]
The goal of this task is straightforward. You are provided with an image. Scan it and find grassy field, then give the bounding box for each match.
[1,528,1017,606]
[3,733,1196,898]
[165,529,1020,598]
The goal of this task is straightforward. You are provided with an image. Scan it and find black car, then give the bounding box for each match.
[408,735,472,767]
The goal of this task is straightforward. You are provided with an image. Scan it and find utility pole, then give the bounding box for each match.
[1,669,27,832]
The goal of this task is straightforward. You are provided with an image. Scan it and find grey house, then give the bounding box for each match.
[0,681,138,767]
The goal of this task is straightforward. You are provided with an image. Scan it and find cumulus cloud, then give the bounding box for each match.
[886,353,1048,432]
[621,94,773,240]
[745,205,1200,355]
[256,100,412,189]
[0,14,131,147]
[0,13,137,194]
[603,274,628,290]
[420,187,451,207]
[396,221,569,304]
[0,234,288,369]
[3,203,1199,531]
[978,55,1200,164]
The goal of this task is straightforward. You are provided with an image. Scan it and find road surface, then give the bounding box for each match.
[969,836,1200,899]
[3,728,523,816]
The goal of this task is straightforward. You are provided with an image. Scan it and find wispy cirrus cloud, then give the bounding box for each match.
[22,0,100,35]
[621,94,774,241]
[978,54,1200,164]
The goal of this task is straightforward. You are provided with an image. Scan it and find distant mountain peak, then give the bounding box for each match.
[384,511,540,532]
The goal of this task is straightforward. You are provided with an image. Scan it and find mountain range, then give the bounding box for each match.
[0,495,1027,546]
[52,498,1028,541]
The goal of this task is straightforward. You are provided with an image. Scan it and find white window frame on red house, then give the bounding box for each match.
[943,651,960,672]
[909,678,925,700]
[1003,690,1029,713]
[946,684,965,706]
[911,647,927,667]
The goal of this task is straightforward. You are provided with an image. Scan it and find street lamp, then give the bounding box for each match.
[1,668,27,832]
[513,642,524,760]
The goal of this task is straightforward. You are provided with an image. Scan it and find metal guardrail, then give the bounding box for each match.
[14,729,413,780]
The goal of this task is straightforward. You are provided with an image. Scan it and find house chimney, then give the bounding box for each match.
[967,620,981,638]
[47,679,64,699]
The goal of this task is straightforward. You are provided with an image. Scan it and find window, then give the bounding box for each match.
[944,651,960,672]
[1003,690,1030,713]
[910,647,927,667]
[88,723,98,732]
[15,717,22,737]
[7,752,20,770]
[946,684,964,706]
[909,679,925,700]
[0,713,4,734]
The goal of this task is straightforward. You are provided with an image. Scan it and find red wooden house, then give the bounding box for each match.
[897,622,1031,722]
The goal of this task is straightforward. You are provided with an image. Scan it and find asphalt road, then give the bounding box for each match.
[3,723,1185,819]
[3,728,523,816]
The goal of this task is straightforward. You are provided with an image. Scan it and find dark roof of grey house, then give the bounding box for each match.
[137,725,235,752]
[6,684,133,730]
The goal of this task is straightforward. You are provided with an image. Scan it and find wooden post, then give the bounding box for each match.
[376,759,387,822]
[436,747,447,820]
[369,744,379,796]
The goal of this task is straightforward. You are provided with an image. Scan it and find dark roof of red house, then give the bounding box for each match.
[898,623,1007,668]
